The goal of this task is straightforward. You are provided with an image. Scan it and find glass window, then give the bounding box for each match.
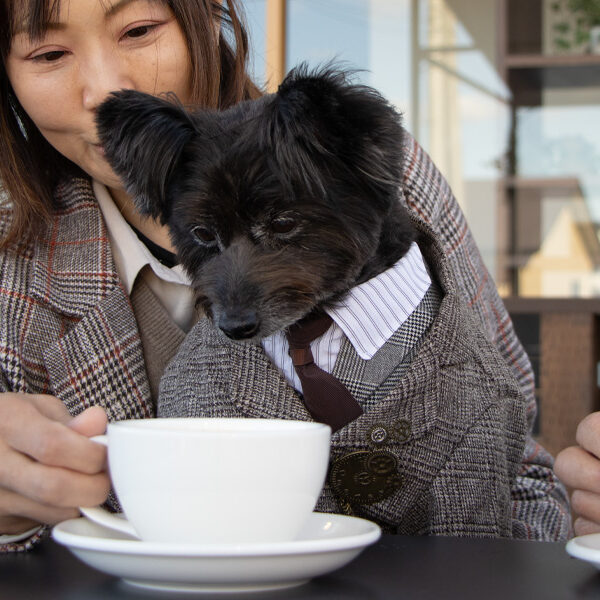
[245,0,600,299]
[244,0,268,87]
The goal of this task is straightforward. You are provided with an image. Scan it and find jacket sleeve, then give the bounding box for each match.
[401,132,572,540]
[0,528,48,554]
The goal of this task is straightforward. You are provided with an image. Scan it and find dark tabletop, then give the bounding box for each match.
[1,534,598,600]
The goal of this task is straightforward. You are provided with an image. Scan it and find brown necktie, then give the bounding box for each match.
[286,311,364,433]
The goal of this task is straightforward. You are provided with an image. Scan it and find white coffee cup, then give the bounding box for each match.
[81,418,331,544]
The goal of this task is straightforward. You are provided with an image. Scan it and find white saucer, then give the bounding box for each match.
[52,512,381,593]
[566,533,600,569]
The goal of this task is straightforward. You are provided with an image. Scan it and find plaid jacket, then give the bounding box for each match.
[159,220,532,537]
[0,135,571,551]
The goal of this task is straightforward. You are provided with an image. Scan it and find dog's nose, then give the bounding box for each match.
[219,312,260,340]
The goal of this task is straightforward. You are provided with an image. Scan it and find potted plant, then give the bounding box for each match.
[549,0,600,53]
[568,0,600,52]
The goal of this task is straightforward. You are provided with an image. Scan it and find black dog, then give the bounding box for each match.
[96,65,416,341]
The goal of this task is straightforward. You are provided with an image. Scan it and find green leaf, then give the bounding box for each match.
[555,37,572,49]
[554,21,571,33]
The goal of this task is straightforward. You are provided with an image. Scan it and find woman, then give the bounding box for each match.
[0,0,571,552]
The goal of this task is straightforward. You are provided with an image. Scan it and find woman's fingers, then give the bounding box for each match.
[571,489,600,529]
[555,413,600,534]
[0,396,107,474]
[573,517,600,537]
[555,445,600,494]
[575,412,600,459]
[0,442,110,508]
[0,488,80,533]
[0,515,42,536]
[5,393,72,424]
[67,405,108,438]
[0,393,111,536]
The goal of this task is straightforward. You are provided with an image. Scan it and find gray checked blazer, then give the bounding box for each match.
[0,133,570,551]
[158,217,528,538]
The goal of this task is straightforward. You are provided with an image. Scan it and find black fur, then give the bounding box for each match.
[96,65,416,341]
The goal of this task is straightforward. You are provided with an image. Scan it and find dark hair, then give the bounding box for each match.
[0,0,262,246]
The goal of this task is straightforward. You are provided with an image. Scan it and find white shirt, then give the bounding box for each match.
[262,242,431,393]
[93,181,196,332]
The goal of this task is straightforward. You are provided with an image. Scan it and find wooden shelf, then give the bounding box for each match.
[504,296,600,314]
[506,61,600,100]
[499,1,600,94]
[505,53,600,69]
[503,176,581,190]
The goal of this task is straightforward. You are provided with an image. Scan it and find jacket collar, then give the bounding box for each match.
[30,178,122,318]
[29,177,153,419]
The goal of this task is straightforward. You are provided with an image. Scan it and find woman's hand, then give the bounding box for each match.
[555,412,600,536]
[0,393,110,536]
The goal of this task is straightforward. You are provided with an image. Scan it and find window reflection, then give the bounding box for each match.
[246,0,600,299]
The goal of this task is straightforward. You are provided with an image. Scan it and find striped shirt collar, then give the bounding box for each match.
[324,241,431,359]
[261,241,431,393]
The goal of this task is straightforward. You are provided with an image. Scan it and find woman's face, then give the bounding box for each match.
[5,0,193,191]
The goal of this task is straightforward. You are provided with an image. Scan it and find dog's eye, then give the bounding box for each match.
[191,226,218,247]
[271,216,297,235]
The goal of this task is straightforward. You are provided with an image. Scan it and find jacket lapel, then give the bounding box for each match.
[31,178,153,419]
[226,331,313,422]
[157,317,311,421]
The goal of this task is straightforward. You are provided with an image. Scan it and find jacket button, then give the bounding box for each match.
[367,424,388,446]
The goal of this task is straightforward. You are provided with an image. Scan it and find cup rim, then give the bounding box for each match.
[107,418,331,436]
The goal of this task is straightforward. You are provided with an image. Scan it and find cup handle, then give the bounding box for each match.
[79,434,139,539]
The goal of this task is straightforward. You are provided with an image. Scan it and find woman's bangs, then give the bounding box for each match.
[8,0,61,43]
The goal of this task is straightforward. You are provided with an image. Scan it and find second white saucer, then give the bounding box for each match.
[52,512,381,593]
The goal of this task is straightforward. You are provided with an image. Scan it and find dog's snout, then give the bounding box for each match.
[219,312,260,340]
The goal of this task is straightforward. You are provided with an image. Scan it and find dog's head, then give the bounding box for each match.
[96,65,415,340]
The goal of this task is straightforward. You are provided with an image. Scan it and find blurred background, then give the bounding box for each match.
[241,0,600,456]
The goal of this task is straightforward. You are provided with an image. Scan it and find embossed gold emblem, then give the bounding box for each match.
[330,450,402,505]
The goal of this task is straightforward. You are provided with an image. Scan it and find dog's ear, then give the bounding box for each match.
[96,90,195,221]
[266,64,405,202]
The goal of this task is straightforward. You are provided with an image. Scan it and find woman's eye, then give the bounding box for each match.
[191,226,218,248]
[31,50,66,62]
[125,25,151,38]
[122,23,159,40]
[271,216,297,235]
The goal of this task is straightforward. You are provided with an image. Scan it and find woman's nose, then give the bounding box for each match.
[81,48,135,111]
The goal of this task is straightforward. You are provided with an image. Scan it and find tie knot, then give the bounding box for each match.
[286,311,333,350]
[283,309,363,432]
